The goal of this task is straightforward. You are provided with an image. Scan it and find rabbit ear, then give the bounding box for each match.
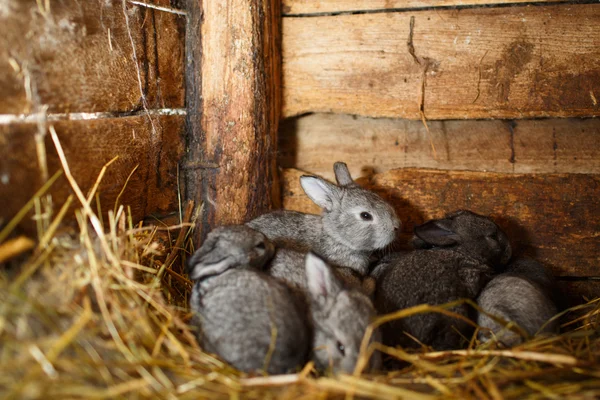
[300,176,340,211]
[333,162,355,186]
[414,219,460,246]
[305,252,341,305]
[189,257,234,280]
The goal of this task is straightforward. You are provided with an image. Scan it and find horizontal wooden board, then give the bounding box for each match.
[282,1,565,15]
[279,114,600,179]
[281,168,600,277]
[282,4,600,119]
[0,115,185,235]
[0,0,184,114]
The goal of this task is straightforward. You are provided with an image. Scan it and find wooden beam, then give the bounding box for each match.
[282,0,565,15]
[282,168,600,278]
[279,114,600,179]
[0,115,185,235]
[0,0,184,115]
[184,0,281,244]
[282,4,600,119]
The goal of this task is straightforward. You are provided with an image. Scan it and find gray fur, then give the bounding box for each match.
[304,253,381,373]
[268,247,376,297]
[188,226,309,374]
[189,226,380,374]
[477,258,559,347]
[247,162,400,275]
[372,210,511,350]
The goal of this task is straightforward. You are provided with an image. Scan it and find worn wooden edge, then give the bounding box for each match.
[282,0,569,15]
[0,0,185,115]
[0,115,185,236]
[279,114,600,179]
[184,0,281,245]
[281,167,600,278]
[282,4,600,120]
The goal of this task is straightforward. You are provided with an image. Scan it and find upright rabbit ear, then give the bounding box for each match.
[333,162,355,186]
[300,176,340,211]
[305,252,341,305]
[414,218,460,246]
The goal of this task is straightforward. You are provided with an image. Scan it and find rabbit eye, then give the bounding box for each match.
[360,212,373,221]
[336,341,345,356]
[256,242,266,250]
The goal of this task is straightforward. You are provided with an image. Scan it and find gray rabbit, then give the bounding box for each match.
[188,226,309,374]
[372,210,511,350]
[247,162,400,275]
[477,258,559,346]
[188,225,380,374]
[268,247,376,298]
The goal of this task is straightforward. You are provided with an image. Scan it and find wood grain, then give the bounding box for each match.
[0,0,184,114]
[282,168,600,277]
[282,1,565,15]
[184,0,281,245]
[282,4,600,119]
[279,114,600,179]
[0,115,185,235]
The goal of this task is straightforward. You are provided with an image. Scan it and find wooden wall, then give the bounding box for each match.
[279,1,600,302]
[0,0,186,234]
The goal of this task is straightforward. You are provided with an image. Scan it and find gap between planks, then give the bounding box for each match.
[282,1,599,17]
[0,108,187,125]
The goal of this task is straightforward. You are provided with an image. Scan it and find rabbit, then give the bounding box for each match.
[477,258,559,347]
[247,162,400,276]
[267,247,377,298]
[371,210,512,350]
[303,252,381,373]
[188,225,309,374]
[189,225,380,374]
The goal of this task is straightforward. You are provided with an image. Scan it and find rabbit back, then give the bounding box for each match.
[374,249,493,349]
[477,272,558,346]
[191,269,309,374]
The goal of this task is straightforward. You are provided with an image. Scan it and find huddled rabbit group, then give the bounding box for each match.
[186,162,559,375]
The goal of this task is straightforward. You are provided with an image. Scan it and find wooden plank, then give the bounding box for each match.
[279,114,600,179]
[282,1,565,15]
[0,115,185,234]
[184,0,281,245]
[282,4,600,119]
[282,168,600,277]
[0,0,184,114]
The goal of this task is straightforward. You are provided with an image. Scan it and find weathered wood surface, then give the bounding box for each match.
[0,115,184,234]
[282,0,565,15]
[282,168,600,277]
[184,0,281,244]
[0,0,184,115]
[279,114,600,179]
[282,4,600,119]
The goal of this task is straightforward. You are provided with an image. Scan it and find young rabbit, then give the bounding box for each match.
[268,247,377,298]
[477,258,559,346]
[189,226,380,374]
[304,252,381,373]
[188,226,309,374]
[247,162,400,275]
[372,210,511,350]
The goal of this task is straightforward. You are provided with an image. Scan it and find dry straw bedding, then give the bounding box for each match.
[1,133,599,399]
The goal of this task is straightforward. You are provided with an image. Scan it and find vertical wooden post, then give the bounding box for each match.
[184,0,281,244]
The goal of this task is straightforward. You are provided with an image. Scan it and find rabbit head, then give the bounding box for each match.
[300,162,400,252]
[305,253,380,373]
[187,225,275,280]
[413,210,511,269]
